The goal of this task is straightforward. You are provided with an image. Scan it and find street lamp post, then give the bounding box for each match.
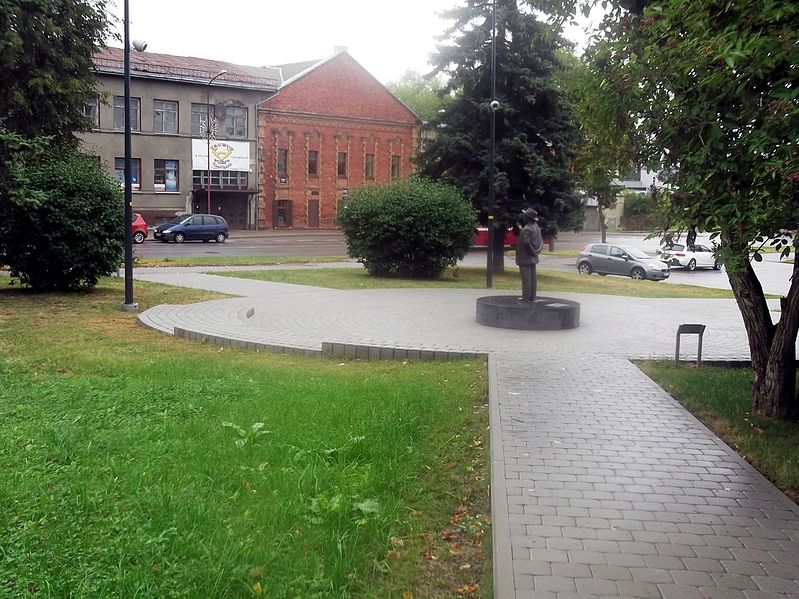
[206,70,227,214]
[486,0,498,289]
[121,0,146,311]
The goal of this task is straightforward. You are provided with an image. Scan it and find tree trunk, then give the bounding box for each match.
[599,206,607,243]
[491,224,505,274]
[726,247,799,420]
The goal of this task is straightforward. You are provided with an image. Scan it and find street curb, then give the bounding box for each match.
[170,325,489,362]
[488,353,514,599]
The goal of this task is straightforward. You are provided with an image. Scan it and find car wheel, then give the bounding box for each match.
[577,261,592,275]
[630,267,645,280]
[215,233,226,243]
[133,232,145,244]
[687,258,697,271]
[713,260,721,270]
[174,232,185,244]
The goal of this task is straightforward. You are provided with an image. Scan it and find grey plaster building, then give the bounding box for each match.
[81,47,280,229]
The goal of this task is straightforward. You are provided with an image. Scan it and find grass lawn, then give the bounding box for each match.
[0,278,491,598]
[639,361,799,504]
[135,255,345,268]
[215,266,739,299]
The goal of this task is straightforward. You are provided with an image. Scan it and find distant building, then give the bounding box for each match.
[614,166,663,195]
[583,167,664,232]
[82,47,421,230]
[258,49,421,229]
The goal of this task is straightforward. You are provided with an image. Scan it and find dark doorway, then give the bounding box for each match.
[308,199,320,228]
[273,200,293,228]
[215,194,248,229]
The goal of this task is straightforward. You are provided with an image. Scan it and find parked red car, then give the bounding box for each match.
[472,226,519,248]
[132,213,148,244]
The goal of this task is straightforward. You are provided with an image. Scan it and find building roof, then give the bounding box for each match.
[270,59,321,82]
[94,47,281,91]
[261,51,420,124]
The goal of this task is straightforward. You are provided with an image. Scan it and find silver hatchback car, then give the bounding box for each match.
[576,243,670,281]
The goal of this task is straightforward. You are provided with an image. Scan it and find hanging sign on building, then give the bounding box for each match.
[191,139,250,172]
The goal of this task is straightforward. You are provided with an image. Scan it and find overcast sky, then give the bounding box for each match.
[108,0,598,84]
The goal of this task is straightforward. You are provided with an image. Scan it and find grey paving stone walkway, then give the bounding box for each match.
[490,354,799,598]
[135,269,799,598]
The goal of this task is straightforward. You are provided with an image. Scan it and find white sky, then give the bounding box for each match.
[109,0,598,84]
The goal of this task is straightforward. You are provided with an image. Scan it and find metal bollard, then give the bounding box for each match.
[675,324,706,366]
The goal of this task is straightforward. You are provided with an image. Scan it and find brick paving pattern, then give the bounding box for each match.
[135,269,799,598]
[490,354,799,598]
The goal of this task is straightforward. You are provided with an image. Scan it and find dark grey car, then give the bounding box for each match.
[576,243,670,281]
[153,214,229,244]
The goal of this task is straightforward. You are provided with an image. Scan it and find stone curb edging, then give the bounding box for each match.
[170,324,491,362]
[173,326,321,357]
[321,341,487,361]
[488,354,514,599]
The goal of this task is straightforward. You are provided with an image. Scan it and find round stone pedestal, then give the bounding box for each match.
[476,295,580,330]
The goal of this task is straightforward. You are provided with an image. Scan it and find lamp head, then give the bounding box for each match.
[132,39,147,52]
[490,99,500,111]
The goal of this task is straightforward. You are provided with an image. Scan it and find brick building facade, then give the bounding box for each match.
[258,51,421,229]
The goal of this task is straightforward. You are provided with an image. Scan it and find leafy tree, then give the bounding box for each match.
[0,0,111,145]
[2,153,124,290]
[418,0,582,272]
[619,189,658,231]
[0,0,115,290]
[588,0,799,419]
[337,178,476,279]
[385,70,452,124]
[558,51,632,242]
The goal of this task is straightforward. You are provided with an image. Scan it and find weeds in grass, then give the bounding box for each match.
[0,278,491,597]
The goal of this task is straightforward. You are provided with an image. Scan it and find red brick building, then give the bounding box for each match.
[258,50,421,229]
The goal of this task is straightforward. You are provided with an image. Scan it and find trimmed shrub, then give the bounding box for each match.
[620,190,660,231]
[0,152,124,290]
[337,178,476,278]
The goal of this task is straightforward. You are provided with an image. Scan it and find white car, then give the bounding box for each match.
[658,243,721,271]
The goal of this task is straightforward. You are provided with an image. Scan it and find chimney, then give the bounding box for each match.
[333,46,348,55]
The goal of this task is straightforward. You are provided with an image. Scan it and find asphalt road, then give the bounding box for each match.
[135,230,348,258]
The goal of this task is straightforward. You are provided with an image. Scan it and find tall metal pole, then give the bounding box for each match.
[121,0,137,311]
[486,0,498,288]
[206,86,211,215]
[206,70,227,215]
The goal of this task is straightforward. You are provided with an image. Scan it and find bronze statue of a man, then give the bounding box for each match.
[516,208,544,302]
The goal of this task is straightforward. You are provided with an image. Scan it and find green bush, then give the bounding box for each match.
[621,190,660,231]
[0,152,124,290]
[337,178,476,278]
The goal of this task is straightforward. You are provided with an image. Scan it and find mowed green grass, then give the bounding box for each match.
[0,278,490,598]
[215,266,739,298]
[639,361,799,501]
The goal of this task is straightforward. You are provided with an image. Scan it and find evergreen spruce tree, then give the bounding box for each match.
[418,0,581,269]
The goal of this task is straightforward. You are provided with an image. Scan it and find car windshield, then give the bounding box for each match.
[622,247,649,259]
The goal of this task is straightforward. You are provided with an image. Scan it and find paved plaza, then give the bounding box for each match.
[136,268,799,598]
